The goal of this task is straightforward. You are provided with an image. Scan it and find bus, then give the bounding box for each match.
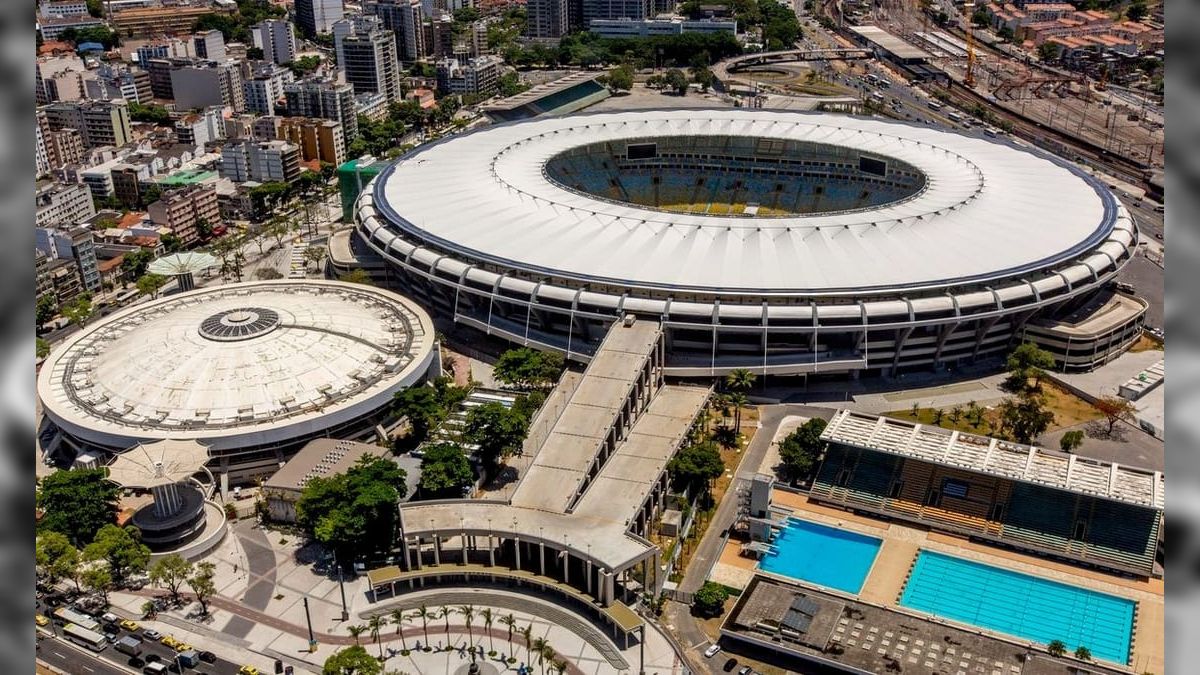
[927,100,944,110]
[947,111,964,124]
[52,607,100,633]
[865,73,881,86]
[63,623,108,652]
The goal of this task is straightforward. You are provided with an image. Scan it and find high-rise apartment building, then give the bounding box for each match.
[192,29,227,61]
[42,100,132,149]
[526,0,570,39]
[252,19,298,65]
[295,0,345,37]
[365,0,427,62]
[283,78,359,142]
[35,182,95,229]
[334,16,402,102]
[435,55,503,96]
[36,226,101,293]
[243,61,295,116]
[171,61,246,112]
[220,139,302,184]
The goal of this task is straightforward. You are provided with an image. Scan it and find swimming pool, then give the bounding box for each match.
[900,550,1135,664]
[758,518,882,594]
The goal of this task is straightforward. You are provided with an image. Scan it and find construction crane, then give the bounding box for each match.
[964,25,977,88]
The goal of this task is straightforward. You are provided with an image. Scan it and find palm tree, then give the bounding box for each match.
[950,405,963,425]
[728,391,749,434]
[725,368,756,393]
[480,607,495,654]
[520,624,534,665]
[552,659,567,674]
[348,624,367,646]
[389,608,407,651]
[531,638,551,674]
[500,613,517,659]
[910,401,920,418]
[368,614,387,660]
[710,392,731,426]
[932,408,945,427]
[441,606,454,637]
[459,605,475,659]
[415,604,432,647]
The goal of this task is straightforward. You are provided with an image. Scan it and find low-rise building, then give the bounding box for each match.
[46,257,85,303]
[175,107,227,151]
[262,439,420,523]
[36,225,101,293]
[588,17,737,38]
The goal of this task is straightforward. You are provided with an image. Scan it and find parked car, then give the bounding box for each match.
[704,643,722,658]
[723,657,739,671]
[142,629,162,641]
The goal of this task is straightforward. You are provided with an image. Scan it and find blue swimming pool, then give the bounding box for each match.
[900,550,1135,664]
[758,518,882,594]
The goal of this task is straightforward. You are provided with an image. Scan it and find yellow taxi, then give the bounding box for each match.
[174,643,193,653]
[161,635,180,649]
[35,615,49,627]
[238,666,260,675]
[119,619,139,631]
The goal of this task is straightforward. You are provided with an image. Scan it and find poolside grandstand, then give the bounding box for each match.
[811,410,1163,577]
[483,72,611,122]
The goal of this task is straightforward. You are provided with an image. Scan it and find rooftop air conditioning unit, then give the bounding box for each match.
[622,314,635,327]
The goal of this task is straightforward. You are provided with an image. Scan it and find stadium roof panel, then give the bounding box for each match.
[372,110,1118,295]
[821,409,1164,509]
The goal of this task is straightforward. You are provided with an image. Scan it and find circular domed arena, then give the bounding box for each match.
[37,280,436,482]
[355,110,1145,377]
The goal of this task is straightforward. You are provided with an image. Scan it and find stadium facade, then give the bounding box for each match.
[37,280,437,482]
[355,110,1145,377]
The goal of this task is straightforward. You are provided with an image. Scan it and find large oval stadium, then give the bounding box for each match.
[355,109,1145,377]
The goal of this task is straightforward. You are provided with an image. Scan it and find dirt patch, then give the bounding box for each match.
[883,382,1101,437]
[1128,333,1164,353]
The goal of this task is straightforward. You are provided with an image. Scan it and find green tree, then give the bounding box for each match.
[500,613,517,658]
[778,418,827,481]
[36,468,119,547]
[127,102,172,125]
[389,608,408,650]
[999,395,1055,444]
[1126,1,1147,22]
[664,68,689,95]
[460,605,476,659]
[122,247,155,279]
[493,348,564,389]
[465,401,530,475]
[393,385,446,445]
[971,8,990,28]
[692,581,729,617]
[480,607,495,654]
[1074,645,1092,661]
[368,614,387,660]
[1094,395,1137,436]
[338,268,372,285]
[37,295,58,328]
[1059,429,1084,453]
[932,408,946,427]
[415,604,433,646]
[691,65,714,92]
[347,624,368,646]
[1006,342,1056,391]
[81,563,113,604]
[1047,639,1067,657]
[667,440,724,502]
[286,55,323,77]
[725,368,757,393]
[607,64,634,91]
[187,560,217,616]
[727,391,749,434]
[148,554,193,606]
[296,455,408,565]
[136,273,168,298]
[304,246,326,271]
[36,531,80,589]
[418,443,474,497]
[322,644,382,675]
[37,337,51,359]
[83,524,151,584]
[61,294,94,327]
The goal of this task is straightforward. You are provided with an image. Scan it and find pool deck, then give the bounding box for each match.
[710,489,1164,674]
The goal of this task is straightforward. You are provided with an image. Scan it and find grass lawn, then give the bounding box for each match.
[884,382,1102,437]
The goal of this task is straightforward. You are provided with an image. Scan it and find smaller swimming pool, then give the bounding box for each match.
[900,550,1135,664]
[758,518,882,594]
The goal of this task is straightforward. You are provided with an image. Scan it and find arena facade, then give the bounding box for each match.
[355,110,1145,377]
[37,280,437,482]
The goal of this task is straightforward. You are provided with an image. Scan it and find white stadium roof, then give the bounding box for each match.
[38,281,435,451]
[372,110,1117,295]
